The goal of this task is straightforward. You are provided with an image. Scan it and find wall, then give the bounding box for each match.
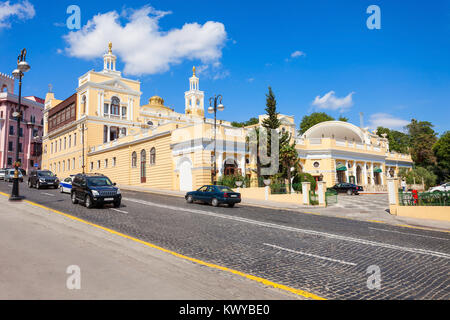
[390,205,450,222]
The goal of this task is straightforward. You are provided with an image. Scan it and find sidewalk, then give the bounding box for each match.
[118,185,450,232]
[0,195,298,300]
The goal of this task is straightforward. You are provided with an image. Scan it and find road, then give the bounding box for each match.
[0,181,449,300]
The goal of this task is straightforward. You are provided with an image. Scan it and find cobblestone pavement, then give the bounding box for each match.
[1,182,449,300]
[330,194,389,213]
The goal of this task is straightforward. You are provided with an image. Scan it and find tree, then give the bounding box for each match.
[262,87,281,129]
[376,126,410,154]
[299,112,335,135]
[406,119,437,167]
[279,141,299,194]
[338,116,349,122]
[231,117,259,128]
[433,131,450,183]
[399,167,437,190]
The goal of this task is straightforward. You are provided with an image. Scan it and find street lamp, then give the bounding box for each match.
[10,49,30,201]
[208,95,224,185]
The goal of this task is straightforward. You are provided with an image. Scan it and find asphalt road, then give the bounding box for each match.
[1,181,449,300]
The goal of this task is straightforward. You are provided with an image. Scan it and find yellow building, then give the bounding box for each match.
[42,44,413,192]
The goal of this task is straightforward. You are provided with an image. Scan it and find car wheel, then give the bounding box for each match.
[347,189,353,196]
[113,200,121,208]
[60,186,64,193]
[186,195,194,204]
[211,198,219,207]
[71,192,78,204]
[85,195,94,209]
[28,180,32,188]
[228,203,235,208]
[36,182,41,189]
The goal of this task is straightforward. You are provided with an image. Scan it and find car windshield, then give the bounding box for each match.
[217,186,234,192]
[38,171,55,177]
[87,177,113,187]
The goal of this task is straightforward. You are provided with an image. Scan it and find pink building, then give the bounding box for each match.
[0,72,44,174]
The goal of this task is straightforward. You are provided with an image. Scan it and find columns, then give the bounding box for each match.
[217,152,223,178]
[317,181,326,207]
[353,161,357,182]
[239,154,246,177]
[370,162,374,185]
[302,182,311,205]
[381,164,385,185]
[334,159,338,184]
[363,162,368,185]
[107,125,111,142]
[345,160,349,183]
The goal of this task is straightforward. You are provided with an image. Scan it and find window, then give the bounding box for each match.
[58,162,61,172]
[64,137,67,150]
[111,97,120,115]
[18,143,22,153]
[33,128,38,137]
[150,147,156,165]
[44,145,47,154]
[97,160,100,169]
[103,125,108,143]
[72,158,75,170]
[313,162,320,168]
[8,141,13,152]
[7,158,12,166]
[104,103,109,115]
[9,126,14,135]
[63,161,65,172]
[121,106,127,118]
[112,157,116,167]
[74,133,77,146]
[69,135,72,148]
[19,127,23,137]
[51,143,53,154]
[132,152,137,168]
[90,162,94,171]
[104,159,108,168]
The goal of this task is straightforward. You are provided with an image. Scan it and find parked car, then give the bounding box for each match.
[4,169,24,182]
[185,185,241,207]
[60,175,75,193]
[0,169,6,180]
[71,174,121,209]
[429,182,450,193]
[28,170,59,189]
[329,183,363,195]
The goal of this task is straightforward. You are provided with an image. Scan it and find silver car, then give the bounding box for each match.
[4,169,24,182]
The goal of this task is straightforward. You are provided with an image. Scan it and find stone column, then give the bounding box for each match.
[317,181,327,207]
[345,160,349,183]
[387,178,400,215]
[217,152,223,178]
[363,162,368,185]
[239,154,246,177]
[302,182,311,205]
[370,162,375,185]
[107,125,111,142]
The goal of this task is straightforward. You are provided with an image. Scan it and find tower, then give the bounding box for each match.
[103,42,121,76]
[185,66,204,117]
[0,72,14,94]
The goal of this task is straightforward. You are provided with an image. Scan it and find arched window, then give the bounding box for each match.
[111,97,120,116]
[140,150,146,183]
[150,147,156,165]
[131,152,137,168]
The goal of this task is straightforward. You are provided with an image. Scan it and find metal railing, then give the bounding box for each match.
[399,191,449,206]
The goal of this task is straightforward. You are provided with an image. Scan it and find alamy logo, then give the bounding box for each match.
[366,5,381,30]
[66,265,81,290]
[66,5,81,30]
[366,265,381,290]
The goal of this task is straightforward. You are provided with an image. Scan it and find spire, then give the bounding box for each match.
[193,66,196,77]
[108,41,113,54]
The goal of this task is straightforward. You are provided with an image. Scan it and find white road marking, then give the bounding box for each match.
[369,227,450,241]
[111,208,128,214]
[264,243,357,266]
[123,197,450,260]
[41,193,55,197]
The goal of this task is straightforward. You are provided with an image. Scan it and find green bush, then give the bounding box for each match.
[292,172,317,192]
[217,175,248,189]
[400,167,437,190]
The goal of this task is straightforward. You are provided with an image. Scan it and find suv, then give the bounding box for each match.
[5,168,24,182]
[71,174,121,209]
[28,170,59,189]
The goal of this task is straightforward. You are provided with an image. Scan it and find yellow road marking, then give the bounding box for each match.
[367,220,386,224]
[0,191,324,300]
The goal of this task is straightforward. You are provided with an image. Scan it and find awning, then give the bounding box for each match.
[373,167,382,173]
[336,164,347,171]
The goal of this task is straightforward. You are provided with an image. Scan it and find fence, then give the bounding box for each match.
[325,189,338,206]
[270,183,302,195]
[399,191,449,206]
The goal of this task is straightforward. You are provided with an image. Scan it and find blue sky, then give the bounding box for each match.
[1,0,449,134]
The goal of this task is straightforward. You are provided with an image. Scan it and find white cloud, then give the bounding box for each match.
[0,0,35,28]
[291,50,306,58]
[368,113,409,131]
[62,5,228,76]
[312,91,355,112]
[193,63,230,80]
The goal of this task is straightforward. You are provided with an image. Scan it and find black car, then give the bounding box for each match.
[28,170,59,189]
[185,185,241,207]
[330,183,363,195]
[71,174,121,209]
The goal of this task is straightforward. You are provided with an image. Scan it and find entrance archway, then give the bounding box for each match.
[356,166,362,184]
[223,159,238,176]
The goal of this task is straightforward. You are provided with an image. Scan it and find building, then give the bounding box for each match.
[0,72,44,173]
[42,43,413,192]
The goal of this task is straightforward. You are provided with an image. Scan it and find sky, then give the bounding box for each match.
[0,0,449,135]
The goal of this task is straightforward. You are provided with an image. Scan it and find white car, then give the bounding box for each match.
[60,175,75,193]
[429,182,450,193]
[0,169,6,180]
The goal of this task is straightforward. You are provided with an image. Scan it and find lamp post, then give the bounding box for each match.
[208,95,224,185]
[10,49,30,201]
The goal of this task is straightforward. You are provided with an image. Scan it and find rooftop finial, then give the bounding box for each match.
[108,41,112,54]
[48,83,53,93]
[193,66,196,76]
